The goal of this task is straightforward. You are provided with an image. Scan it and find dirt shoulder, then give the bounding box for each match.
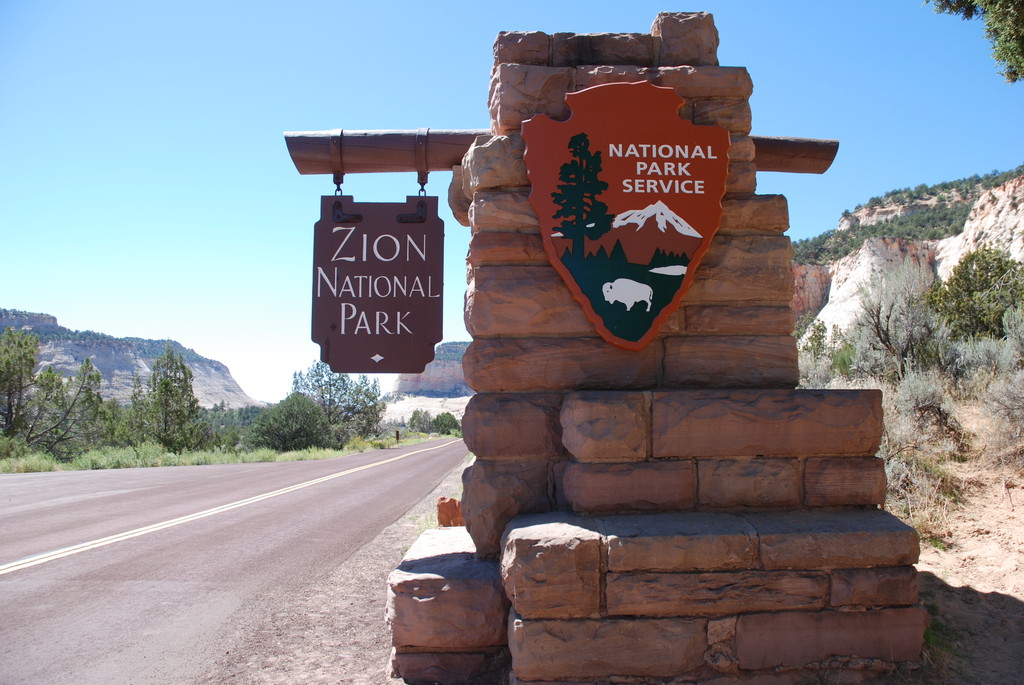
[916,460,1024,684]
[192,455,469,684]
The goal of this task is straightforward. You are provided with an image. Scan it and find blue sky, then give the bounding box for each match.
[2,1,1022,403]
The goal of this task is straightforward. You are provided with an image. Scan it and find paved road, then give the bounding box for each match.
[0,439,468,684]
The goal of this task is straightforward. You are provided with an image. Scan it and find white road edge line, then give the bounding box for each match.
[0,439,462,577]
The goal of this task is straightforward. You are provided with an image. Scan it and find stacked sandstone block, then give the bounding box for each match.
[389,12,926,684]
[387,528,509,683]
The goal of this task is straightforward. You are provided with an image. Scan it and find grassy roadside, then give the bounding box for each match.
[0,434,445,474]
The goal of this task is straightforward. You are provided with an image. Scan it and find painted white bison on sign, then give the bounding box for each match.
[602,278,653,312]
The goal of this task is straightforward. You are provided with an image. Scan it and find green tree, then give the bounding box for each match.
[431,412,460,435]
[551,132,614,257]
[292,362,386,443]
[1,329,106,459]
[248,393,332,451]
[802,320,829,360]
[927,246,1024,339]
[927,0,1024,82]
[0,328,39,437]
[133,344,208,452]
[20,360,104,459]
[408,408,433,434]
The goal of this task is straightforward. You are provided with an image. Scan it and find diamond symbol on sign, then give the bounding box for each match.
[370,354,384,363]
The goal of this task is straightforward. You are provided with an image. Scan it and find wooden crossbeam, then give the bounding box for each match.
[284,129,838,176]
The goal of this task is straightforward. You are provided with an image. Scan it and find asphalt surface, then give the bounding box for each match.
[0,438,468,685]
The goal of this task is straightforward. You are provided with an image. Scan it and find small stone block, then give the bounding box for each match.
[463,338,658,393]
[654,65,750,97]
[463,134,528,194]
[751,510,920,570]
[469,189,538,231]
[461,459,552,558]
[653,389,884,458]
[697,457,801,508]
[651,12,720,66]
[510,613,708,680]
[461,393,564,459]
[494,31,550,65]
[437,496,464,527]
[551,32,655,67]
[603,512,755,572]
[563,461,695,514]
[830,567,919,607]
[467,232,547,266]
[661,336,799,389]
[501,513,603,619]
[683,305,794,335]
[464,266,594,338]
[448,165,470,227]
[391,650,493,685]
[729,134,755,162]
[606,570,827,617]
[489,64,573,135]
[719,194,789,234]
[387,528,508,650]
[561,391,651,462]
[694,99,752,135]
[735,607,928,668]
[805,456,887,506]
[702,234,793,272]
[726,161,757,195]
[686,265,793,305]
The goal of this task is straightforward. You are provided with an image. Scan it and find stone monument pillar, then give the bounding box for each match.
[388,12,926,684]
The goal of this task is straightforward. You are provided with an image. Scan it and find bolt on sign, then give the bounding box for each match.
[523,82,730,350]
[311,195,443,373]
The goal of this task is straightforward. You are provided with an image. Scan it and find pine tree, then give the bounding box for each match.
[927,0,1024,82]
[142,344,206,453]
[551,133,614,258]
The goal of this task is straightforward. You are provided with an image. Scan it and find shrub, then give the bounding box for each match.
[987,369,1024,447]
[248,393,334,452]
[927,246,1024,340]
[431,412,461,436]
[894,371,970,454]
[0,434,30,461]
[948,336,1018,395]
[854,260,938,381]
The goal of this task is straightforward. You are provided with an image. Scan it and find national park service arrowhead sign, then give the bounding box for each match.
[522,82,731,350]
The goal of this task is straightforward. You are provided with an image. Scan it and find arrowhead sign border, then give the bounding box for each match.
[522,82,731,350]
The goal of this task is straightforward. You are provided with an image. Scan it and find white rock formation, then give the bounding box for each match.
[813,238,936,333]
[933,176,1024,279]
[795,175,1024,335]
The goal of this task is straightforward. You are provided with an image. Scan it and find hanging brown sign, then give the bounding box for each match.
[311,194,444,373]
[522,82,730,350]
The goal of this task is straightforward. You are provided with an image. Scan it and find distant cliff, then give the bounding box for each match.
[393,341,472,397]
[1,309,260,409]
[792,170,1024,333]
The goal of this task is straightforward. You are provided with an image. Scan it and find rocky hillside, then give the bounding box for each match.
[0,309,260,408]
[393,341,472,397]
[793,170,1024,333]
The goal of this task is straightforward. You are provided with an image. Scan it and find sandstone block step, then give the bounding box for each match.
[387,527,510,684]
[501,510,919,619]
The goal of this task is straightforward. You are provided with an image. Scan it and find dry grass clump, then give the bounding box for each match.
[830,375,966,544]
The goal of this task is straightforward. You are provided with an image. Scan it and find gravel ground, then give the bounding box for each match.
[192,455,471,685]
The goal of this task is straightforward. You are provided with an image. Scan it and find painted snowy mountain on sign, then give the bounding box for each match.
[585,200,704,267]
[614,200,702,237]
